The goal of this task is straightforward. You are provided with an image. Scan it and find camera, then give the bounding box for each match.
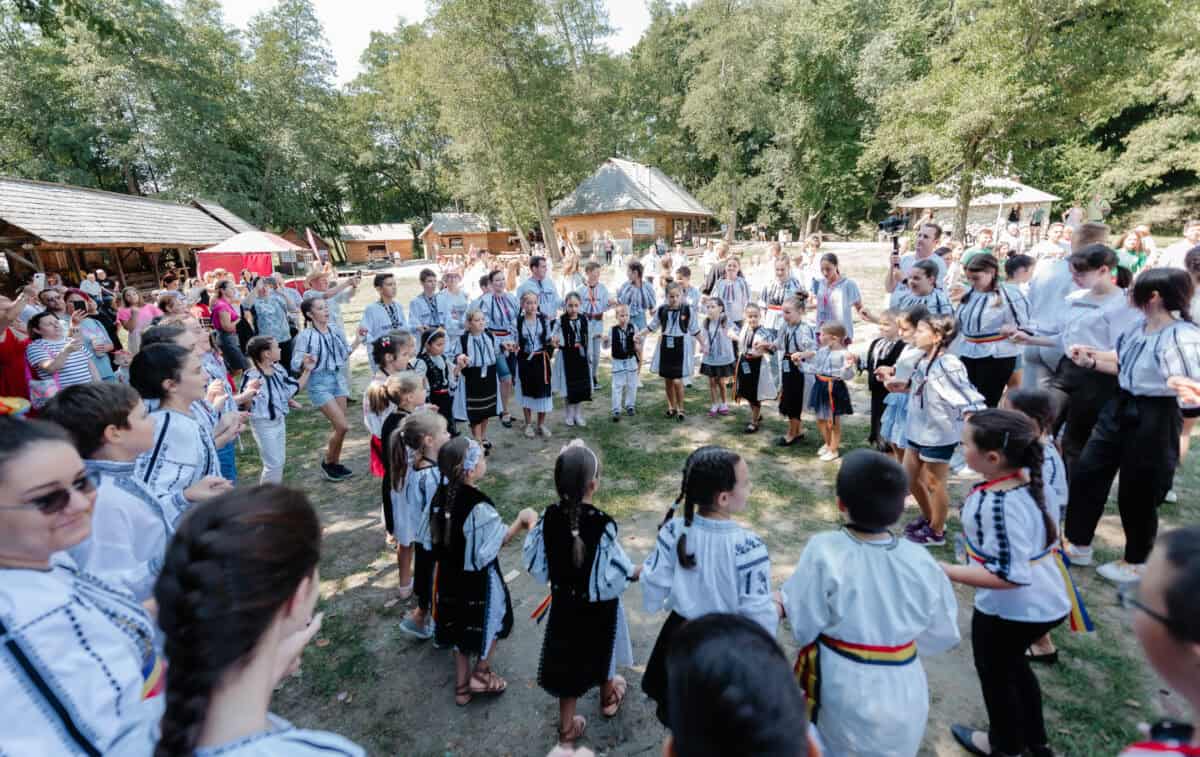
[877,215,907,234]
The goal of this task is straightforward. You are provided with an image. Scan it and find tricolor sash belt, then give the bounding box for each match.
[794,635,917,723]
[962,536,1094,632]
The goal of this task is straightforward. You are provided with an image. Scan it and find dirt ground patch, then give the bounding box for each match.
[241,245,1193,756]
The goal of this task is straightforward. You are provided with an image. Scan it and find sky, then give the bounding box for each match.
[218,0,653,86]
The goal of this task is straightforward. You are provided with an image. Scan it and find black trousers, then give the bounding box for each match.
[961,355,1017,408]
[279,338,294,378]
[1064,391,1181,564]
[381,475,394,535]
[972,610,1064,756]
[413,545,435,612]
[1046,358,1118,479]
[868,384,888,447]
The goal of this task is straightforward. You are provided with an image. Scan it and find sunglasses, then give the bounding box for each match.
[1118,582,1180,636]
[0,471,99,515]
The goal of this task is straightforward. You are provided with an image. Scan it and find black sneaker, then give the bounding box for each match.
[625,407,635,417]
[611,411,620,423]
[333,463,354,478]
[321,459,351,481]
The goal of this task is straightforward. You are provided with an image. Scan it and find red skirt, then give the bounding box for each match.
[369,435,385,478]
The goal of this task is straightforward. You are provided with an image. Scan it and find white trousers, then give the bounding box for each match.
[250,416,287,484]
[588,334,603,382]
[612,370,639,413]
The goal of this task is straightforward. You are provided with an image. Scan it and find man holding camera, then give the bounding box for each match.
[884,222,947,307]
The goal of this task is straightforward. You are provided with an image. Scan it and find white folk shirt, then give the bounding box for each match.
[135,407,220,498]
[954,284,1031,359]
[1056,289,1138,353]
[0,556,163,756]
[112,713,365,757]
[904,353,986,447]
[1116,318,1200,401]
[782,530,959,757]
[814,277,862,342]
[641,515,777,636]
[516,276,561,319]
[960,483,1071,622]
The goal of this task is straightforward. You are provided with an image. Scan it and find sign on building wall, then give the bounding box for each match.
[632,218,655,236]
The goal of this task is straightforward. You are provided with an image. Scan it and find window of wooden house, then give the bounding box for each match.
[449,237,464,248]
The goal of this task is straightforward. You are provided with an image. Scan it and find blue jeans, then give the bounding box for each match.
[217,441,237,483]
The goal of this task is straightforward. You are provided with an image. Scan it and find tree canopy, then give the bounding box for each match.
[0,0,1195,246]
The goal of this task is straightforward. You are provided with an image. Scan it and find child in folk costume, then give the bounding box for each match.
[454,309,503,452]
[436,267,470,357]
[394,410,451,640]
[699,297,737,417]
[943,410,1075,757]
[712,257,753,328]
[878,306,928,464]
[143,486,366,756]
[648,281,705,421]
[517,291,556,438]
[293,297,364,482]
[641,446,779,725]
[605,304,642,421]
[865,310,906,450]
[1004,388,1070,666]
[360,272,411,372]
[1117,526,1200,757]
[430,438,537,706]
[891,313,986,546]
[814,252,866,343]
[415,328,457,435]
[783,450,960,756]
[950,253,1032,407]
[580,261,611,388]
[676,266,702,388]
[379,371,431,600]
[41,383,230,602]
[552,292,593,427]
[804,321,859,462]
[774,294,817,447]
[760,256,805,337]
[524,440,640,748]
[733,304,778,434]
[242,335,314,484]
[408,268,444,336]
[617,260,656,371]
[662,614,816,757]
[132,344,234,497]
[471,269,520,428]
[365,331,417,545]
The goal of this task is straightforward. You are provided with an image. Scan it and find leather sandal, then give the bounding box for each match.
[454,684,472,707]
[558,715,587,746]
[601,675,627,718]
[468,666,507,698]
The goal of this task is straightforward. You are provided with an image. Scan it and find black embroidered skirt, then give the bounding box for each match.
[538,594,619,699]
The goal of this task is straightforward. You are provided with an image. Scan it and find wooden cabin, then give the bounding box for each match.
[418,213,515,260]
[0,177,250,293]
[338,223,416,264]
[551,158,714,257]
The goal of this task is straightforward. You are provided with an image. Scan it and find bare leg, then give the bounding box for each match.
[479,418,490,441]
[708,378,719,406]
[537,411,546,428]
[925,461,951,533]
[559,697,578,742]
[397,544,413,592]
[523,407,533,425]
[500,377,514,420]
[471,422,484,442]
[319,397,350,464]
[830,418,842,452]
[903,450,933,521]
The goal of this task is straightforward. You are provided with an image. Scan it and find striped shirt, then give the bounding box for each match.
[1116,318,1200,399]
[291,326,350,374]
[26,338,93,387]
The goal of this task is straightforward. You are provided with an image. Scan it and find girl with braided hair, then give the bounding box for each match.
[429,437,537,706]
[0,417,163,756]
[395,410,450,640]
[523,440,641,748]
[639,445,778,726]
[943,409,1071,757]
[119,485,362,756]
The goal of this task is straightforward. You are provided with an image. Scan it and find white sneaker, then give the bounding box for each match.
[819,449,838,462]
[539,425,552,439]
[564,415,576,427]
[1097,560,1144,585]
[817,445,829,456]
[1063,543,1093,566]
[524,424,536,439]
[1164,489,1178,504]
[576,414,587,427]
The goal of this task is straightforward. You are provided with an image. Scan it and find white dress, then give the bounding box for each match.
[0,556,164,756]
[135,407,220,497]
[68,460,187,601]
[782,530,960,757]
[397,464,440,549]
[523,514,635,678]
[641,515,777,635]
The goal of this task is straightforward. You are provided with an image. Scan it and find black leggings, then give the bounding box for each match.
[413,545,435,612]
[972,610,1065,756]
[1065,391,1180,564]
[1046,358,1118,479]
[960,355,1016,408]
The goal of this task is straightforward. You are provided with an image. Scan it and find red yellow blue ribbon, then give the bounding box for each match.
[793,635,917,724]
[963,538,1094,633]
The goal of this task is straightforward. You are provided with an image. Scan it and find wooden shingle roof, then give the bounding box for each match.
[421,213,492,236]
[0,177,236,247]
[551,158,712,218]
[340,223,415,241]
[192,200,257,233]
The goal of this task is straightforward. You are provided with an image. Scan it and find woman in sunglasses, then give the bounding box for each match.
[1119,525,1200,756]
[0,417,163,756]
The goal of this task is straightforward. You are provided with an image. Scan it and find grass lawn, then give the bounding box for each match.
[235,243,1195,756]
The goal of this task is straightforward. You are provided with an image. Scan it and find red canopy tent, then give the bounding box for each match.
[195,231,304,278]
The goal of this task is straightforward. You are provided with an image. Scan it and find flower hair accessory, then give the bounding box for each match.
[463,439,484,473]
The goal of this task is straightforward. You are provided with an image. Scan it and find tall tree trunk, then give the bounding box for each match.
[499,192,531,253]
[534,178,559,262]
[725,179,737,243]
[954,150,979,242]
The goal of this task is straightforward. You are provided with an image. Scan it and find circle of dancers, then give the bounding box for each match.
[4,220,1200,756]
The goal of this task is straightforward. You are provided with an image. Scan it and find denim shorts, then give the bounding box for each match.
[307,368,348,408]
[495,349,515,380]
[907,440,956,463]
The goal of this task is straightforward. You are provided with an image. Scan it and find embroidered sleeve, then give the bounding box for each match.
[464,503,505,571]
[522,514,549,584]
[735,533,777,636]
[931,360,986,415]
[590,521,634,602]
[981,492,1033,586]
[640,518,679,612]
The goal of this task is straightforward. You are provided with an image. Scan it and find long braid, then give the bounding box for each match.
[432,437,471,548]
[1021,439,1056,548]
[554,442,599,569]
[154,486,320,757]
[675,464,696,569]
[675,446,742,570]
